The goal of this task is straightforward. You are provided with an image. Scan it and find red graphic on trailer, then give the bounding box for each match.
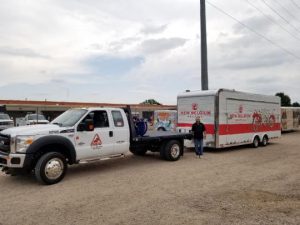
[252,111,262,131]
[91,134,102,146]
[239,105,243,113]
[268,114,276,128]
[192,103,198,110]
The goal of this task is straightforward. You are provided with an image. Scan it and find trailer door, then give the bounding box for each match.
[177,95,215,148]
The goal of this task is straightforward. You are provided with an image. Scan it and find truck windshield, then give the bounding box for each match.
[51,109,88,127]
[28,114,46,120]
[0,114,10,120]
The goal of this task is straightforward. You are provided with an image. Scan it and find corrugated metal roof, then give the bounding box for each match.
[0,99,175,109]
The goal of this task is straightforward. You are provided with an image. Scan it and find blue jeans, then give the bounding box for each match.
[194,139,204,155]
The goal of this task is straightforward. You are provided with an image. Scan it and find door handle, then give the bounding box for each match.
[109,131,113,137]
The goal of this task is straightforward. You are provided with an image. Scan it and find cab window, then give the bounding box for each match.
[112,111,124,127]
[93,111,109,128]
[82,110,109,128]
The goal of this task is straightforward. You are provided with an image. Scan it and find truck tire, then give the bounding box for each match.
[130,148,147,156]
[261,135,268,146]
[35,152,67,185]
[164,140,181,161]
[252,136,259,148]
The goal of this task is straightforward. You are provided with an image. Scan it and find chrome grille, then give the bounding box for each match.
[0,122,10,125]
[0,134,10,153]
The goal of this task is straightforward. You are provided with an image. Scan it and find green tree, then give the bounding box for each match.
[275,92,291,106]
[292,102,300,107]
[140,99,161,105]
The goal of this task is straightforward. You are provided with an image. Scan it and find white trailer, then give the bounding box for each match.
[177,89,281,148]
[281,107,300,131]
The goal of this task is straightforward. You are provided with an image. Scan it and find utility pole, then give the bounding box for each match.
[200,0,208,90]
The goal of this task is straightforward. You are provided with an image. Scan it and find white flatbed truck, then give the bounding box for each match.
[0,106,192,185]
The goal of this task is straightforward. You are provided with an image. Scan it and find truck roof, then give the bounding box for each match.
[74,107,124,111]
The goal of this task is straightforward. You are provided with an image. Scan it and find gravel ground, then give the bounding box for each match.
[0,131,299,225]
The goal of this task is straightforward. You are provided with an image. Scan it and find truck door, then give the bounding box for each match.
[75,110,114,160]
[110,110,130,154]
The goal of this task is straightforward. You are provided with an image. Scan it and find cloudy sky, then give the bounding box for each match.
[0,0,299,104]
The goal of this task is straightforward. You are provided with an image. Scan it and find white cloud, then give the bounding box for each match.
[0,0,299,104]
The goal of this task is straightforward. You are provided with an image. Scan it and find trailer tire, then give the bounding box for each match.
[130,148,147,156]
[261,135,268,146]
[157,127,166,131]
[164,140,181,161]
[35,152,67,185]
[252,136,260,148]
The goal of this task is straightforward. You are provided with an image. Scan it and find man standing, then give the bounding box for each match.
[192,116,206,158]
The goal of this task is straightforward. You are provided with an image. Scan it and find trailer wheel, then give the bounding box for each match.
[157,127,165,131]
[252,136,260,148]
[164,140,181,161]
[261,135,268,146]
[35,152,67,185]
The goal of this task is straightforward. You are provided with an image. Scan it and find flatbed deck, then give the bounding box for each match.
[134,131,193,142]
[124,106,193,160]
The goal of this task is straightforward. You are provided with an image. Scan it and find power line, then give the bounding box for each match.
[245,0,300,41]
[290,0,300,10]
[261,0,300,34]
[273,0,299,21]
[206,0,300,60]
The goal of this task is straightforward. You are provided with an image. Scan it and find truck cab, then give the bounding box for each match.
[63,108,130,160]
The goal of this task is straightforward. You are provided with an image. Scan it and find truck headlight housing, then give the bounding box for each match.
[16,135,35,153]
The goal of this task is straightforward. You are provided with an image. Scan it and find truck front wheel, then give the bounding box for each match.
[164,140,182,161]
[35,152,67,185]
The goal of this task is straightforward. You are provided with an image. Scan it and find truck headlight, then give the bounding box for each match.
[10,137,16,153]
[16,136,35,153]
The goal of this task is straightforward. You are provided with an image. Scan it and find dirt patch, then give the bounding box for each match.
[0,131,299,225]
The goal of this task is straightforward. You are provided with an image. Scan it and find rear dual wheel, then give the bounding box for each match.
[160,140,182,161]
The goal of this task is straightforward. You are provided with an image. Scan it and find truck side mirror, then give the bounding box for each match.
[77,119,94,132]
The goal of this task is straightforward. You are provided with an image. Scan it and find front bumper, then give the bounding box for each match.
[0,152,26,168]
